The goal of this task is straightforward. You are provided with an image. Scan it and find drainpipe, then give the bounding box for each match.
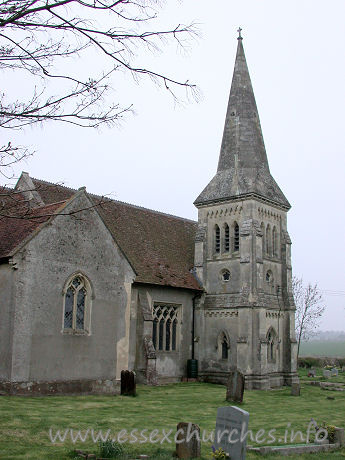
[187,292,201,378]
[192,294,197,360]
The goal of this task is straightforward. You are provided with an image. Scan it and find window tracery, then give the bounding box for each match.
[63,274,91,333]
[152,304,179,351]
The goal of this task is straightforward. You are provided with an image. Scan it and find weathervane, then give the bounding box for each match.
[237,27,243,40]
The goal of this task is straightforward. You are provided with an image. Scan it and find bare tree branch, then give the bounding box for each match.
[0,0,199,174]
[293,275,325,359]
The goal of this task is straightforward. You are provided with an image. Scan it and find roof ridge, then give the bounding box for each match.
[32,177,78,193]
[32,177,197,225]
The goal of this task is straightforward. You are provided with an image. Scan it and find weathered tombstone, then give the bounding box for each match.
[175,422,201,459]
[331,368,338,377]
[226,370,245,403]
[323,370,331,378]
[214,406,249,460]
[120,370,136,396]
[334,427,345,446]
[308,369,316,377]
[291,382,300,396]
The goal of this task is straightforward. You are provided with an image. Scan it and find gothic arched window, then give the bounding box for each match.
[222,338,229,360]
[261,222,265,258]
[267,328,277,362]
[63,274,91,333]
[218,331,230,360]
[266,224,271,256]
[266,270,273,284]
[272,226,278,257]
[152,304,180,352]
[215,225,220,253]
[233,222,240,252]
[224,223,230,252]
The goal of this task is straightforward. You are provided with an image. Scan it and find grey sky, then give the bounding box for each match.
[2,0,345,331]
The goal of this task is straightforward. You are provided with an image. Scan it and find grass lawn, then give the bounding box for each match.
[0,379,345,459]
[299,367,345,384]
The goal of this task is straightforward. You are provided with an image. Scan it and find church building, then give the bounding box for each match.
[0,35,298,394]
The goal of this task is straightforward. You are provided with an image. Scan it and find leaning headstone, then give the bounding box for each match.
[323,370,331,378]
[226,370,245,403]
[214,406,249,460]
[175,422,201,459]
[331,368,338,377]
[291,382,300,396]
[120,370,136,396]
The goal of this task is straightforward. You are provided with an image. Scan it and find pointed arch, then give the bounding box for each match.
[272,226,278,257]
[217,331,230,360]
[261,222,265,258]
[266,224,271,256]
[62,272,92,334]
[215,224,220,253]
[224,223,230,252]
[152,304,180,352]
[233,221,240,252]
[266,269,274,284]
[267,327,277,362]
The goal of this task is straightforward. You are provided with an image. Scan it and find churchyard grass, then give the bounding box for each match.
[0,379,344,459]
[299,367,345,384]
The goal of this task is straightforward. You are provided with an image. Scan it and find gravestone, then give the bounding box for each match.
[226,370,245,403]
[308,369,316,377]
[175,422,201,459]
[334,427,345,446]
[120,370,136,396]
[331,368,338,377]
[323,370,331,378]
[291,382,300,396]
[214,406,249,460]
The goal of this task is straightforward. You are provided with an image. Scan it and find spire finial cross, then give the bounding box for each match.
[237,27,243,40]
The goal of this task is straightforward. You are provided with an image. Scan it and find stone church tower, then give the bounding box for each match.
[194,33,298,389]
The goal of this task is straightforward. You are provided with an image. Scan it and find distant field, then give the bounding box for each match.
[299,340,345,357]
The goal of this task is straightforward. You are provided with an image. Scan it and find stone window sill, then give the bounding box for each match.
[62,329,89,336]
[155,350,179,354]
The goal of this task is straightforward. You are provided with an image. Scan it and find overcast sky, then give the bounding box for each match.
[2,0,344,331]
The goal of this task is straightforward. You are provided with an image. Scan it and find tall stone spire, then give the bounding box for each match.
[194,33,290,209]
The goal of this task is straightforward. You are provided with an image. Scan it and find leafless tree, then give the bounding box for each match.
[293,275,325,358]
[0,0,198,178]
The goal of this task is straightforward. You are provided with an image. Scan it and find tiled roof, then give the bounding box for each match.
[0,189,66,259]
[29,179,201,290]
